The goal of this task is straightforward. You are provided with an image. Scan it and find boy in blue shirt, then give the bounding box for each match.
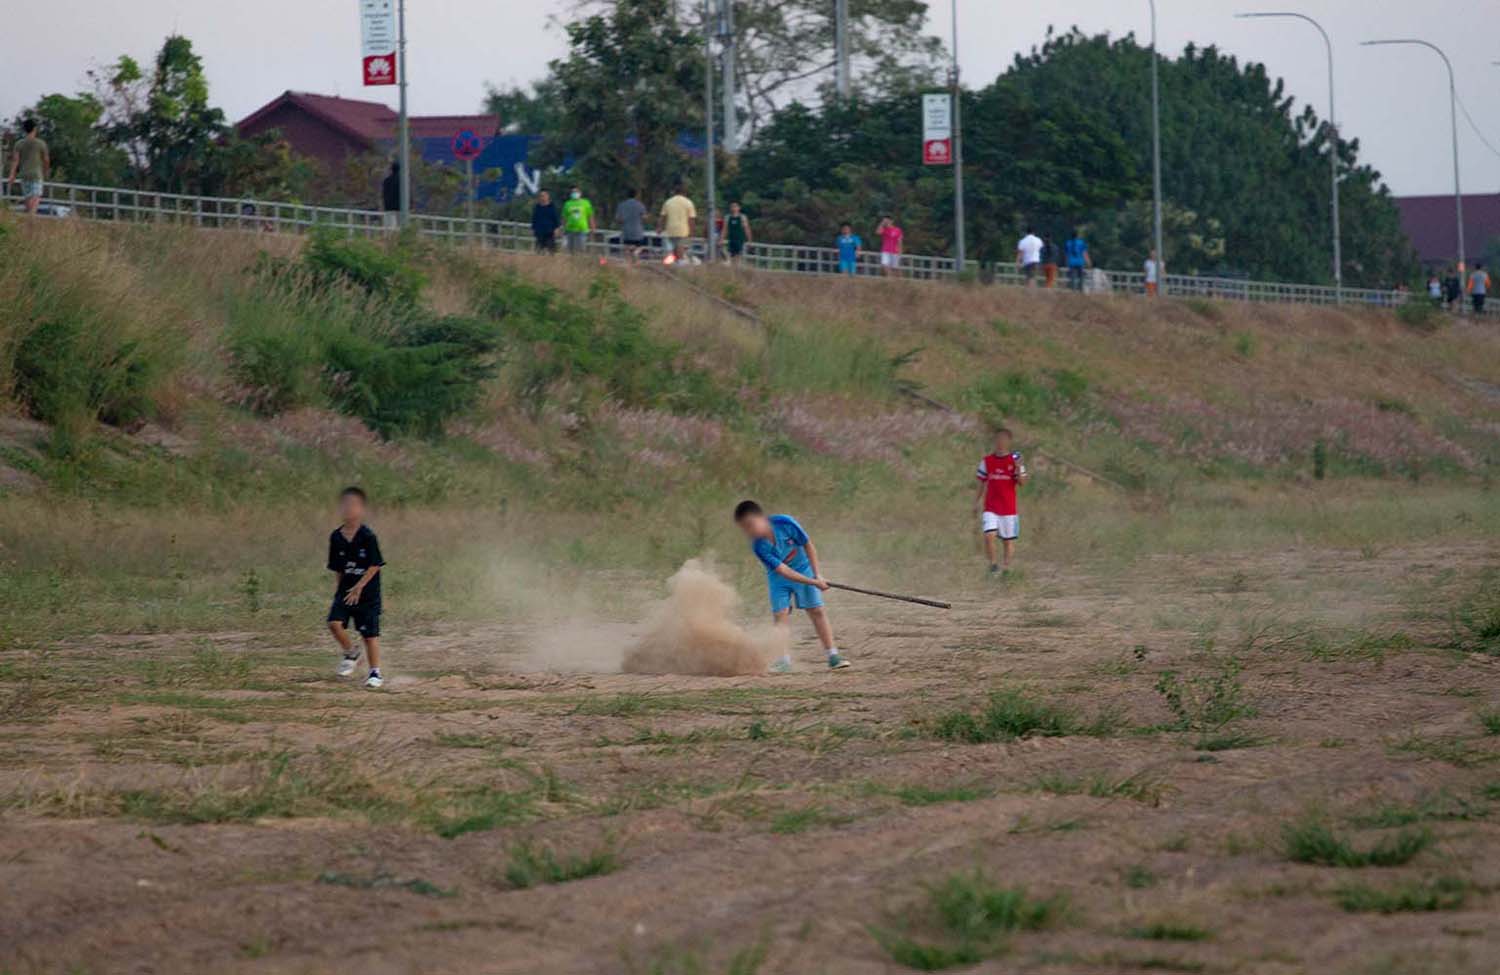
[1065,229,1091,292]
[734,500,851,672]
[836,224,862,275]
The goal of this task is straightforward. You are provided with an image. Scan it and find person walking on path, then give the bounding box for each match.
[836,223,863,275]
[877,215,904,277]
[660,185,697,263]
[1016,227,1044,286]
[1444,266,1462,311]
[7,119,49,215]
[561,186,596,256]
[531,190,561,253]
[1144,249,1162,297]
[1065,228,1092,292]
[724,202,752,266]
[1469,263,1491,315]
[615,188,648,263]
[380,161,400,230]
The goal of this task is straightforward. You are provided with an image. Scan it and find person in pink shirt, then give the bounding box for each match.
[877,215,904,277]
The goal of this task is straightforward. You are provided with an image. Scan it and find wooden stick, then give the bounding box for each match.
[827,582,951,610]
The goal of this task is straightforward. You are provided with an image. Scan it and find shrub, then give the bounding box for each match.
[502,838,618,888]
[1396,298,1443,333]
[303,230,425,306]
[873,871,1065,970]
[1281,816,1432,867]
[969,368,1089,426]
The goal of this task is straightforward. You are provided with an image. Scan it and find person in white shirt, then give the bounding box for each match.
[1016,228,1044,286]
[1144,249,1162,297]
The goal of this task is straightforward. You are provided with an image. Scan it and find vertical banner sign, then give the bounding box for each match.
[922,93,953,166]
[360,0,398,86]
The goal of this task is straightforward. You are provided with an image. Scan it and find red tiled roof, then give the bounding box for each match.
[235,91,499,148]
[1395,193,1500,265]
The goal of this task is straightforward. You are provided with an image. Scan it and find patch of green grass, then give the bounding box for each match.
[1478,708,1500,736]
[1335,876,1470,913]
[769,805,848,834]
[1347,791,1489,828]
[930,689,1111,743]
[1127,922,1212,942]
[1388,733,1495,769]
[872,870,1066,970]
[432,732,509,750]
[1193,732,1264,752]
[885,783,995,806]
[1446,573,1500,654]
[1123,865,1157,889]
[316,870,455,897]
[502,838,619,889]
[1281,816,1432,868]
[1032,771,1165,806]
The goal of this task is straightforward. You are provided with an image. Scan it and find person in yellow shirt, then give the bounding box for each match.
[659,184,697,262]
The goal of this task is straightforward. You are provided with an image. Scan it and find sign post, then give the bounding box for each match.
[359,0,408,226]
[452,129,484,244]
[922,93,952,166]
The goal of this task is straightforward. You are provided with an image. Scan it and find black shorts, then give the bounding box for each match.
[328,597,381,638]
[728,240,745,256]
[623,237,647,247]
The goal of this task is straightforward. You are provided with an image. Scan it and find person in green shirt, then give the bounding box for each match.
[8,119,50,214]
[560,185,596,256]
[724,201,752,266]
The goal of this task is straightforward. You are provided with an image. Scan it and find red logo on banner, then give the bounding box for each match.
[923,139,952,166]
[363,54,397,87]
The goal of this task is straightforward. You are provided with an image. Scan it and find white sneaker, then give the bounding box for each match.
[337,656,359,677]
[364,672,385,689]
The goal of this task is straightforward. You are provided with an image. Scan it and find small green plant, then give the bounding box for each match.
[1446,575,1500,655]
[1154,657,1253,733]
[1335,876,1469,913]
[1281,816,1432,868]
[1395,298,1444,332]
[317,870,455,897]
[1231,331,1257,358]
[241,569,262,615]
[872,870,1066,970]
[1123,865,1157,889]
[1127,921,1211,942]
[769,805,846,834]
[1312,439,1327,480]
[931,689,1084,743]
[1479,708,1500,736]
[502,838,618,888]
[887,783,995,806]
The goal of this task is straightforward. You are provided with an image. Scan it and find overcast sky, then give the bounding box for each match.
[3,0,1498,196]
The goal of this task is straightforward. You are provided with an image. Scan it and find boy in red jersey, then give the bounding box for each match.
[974,428,1028,574]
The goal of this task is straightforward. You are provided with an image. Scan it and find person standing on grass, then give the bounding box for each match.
[7,119,49,215]
[615,188,648,263]
[1065,228,1091,292]
[1144,249,1161,297]
[326,487,386,689]
[561,185,596,256]
[530,190,560,253]
[1444,266,1462,311]
[877,215,904,276]
[660,184,697,262]
[1427,273,1443,303]
[724,201,752,265]
[836,223,862,275]
[733,500,851,673]
[974,428,1028,576]
[1016,227,1044,286]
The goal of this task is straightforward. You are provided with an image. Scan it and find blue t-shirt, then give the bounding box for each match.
[1065,237,1089,268]
[837,234,862,263]
[751,514,813,577]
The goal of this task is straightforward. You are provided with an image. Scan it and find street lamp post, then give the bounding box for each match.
[1363,39,1464,309]
[1238,12,1342,303]
[397,0,410,225]
[951,0,966,271]
[704,0,718,263]
[1149,0,1165,295]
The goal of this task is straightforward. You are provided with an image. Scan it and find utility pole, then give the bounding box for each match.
[704,0,718,263]
[1363,39,1464,312]
[1148,0,1165,295]
[835,0,850,98]
[1238,13,1342,303]
[951,0,966,269]
[719,0,738,152]
[397,0,410,225]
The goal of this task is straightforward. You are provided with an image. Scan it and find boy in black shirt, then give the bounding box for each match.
[326,486,386,688]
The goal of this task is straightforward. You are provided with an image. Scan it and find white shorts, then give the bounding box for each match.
[982,512,1019,540]
[881,252,901,268]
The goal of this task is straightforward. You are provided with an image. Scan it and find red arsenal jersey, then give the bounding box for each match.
[977,452,1025,515]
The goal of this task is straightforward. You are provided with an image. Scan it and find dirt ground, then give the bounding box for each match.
[2,542,1498,975]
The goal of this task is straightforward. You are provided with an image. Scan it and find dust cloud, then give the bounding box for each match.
[622,558,787,676]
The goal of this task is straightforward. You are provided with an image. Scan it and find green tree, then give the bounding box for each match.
[545,0,705,205]
[482,78,565,135]
[8,94,128,186]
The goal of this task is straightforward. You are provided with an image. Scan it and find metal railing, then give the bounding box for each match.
[5,180,1492,316]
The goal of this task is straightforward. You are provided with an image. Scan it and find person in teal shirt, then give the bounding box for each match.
[561,186,595,256]
[836,223,862,275]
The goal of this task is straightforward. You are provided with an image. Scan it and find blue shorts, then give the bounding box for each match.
[769,576,824,614]
[839,260,857,275]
